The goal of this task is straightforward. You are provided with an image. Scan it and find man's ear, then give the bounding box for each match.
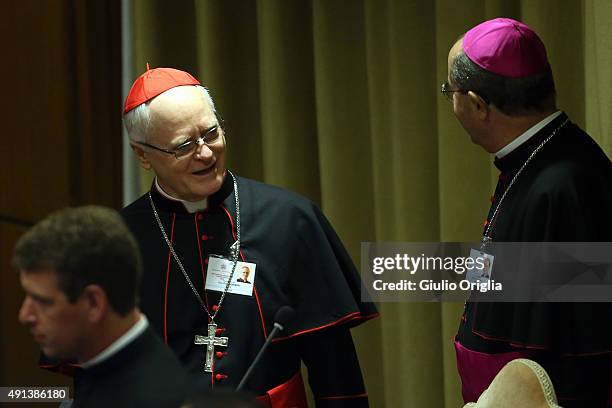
[129,141,153,171]
[467,91,490,121]
[81,285,108,324]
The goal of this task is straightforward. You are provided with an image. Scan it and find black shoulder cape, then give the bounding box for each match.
[458,112,612,355]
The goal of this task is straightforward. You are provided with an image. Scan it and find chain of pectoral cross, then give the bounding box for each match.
[149,170,241,372]
[480,118,568,251]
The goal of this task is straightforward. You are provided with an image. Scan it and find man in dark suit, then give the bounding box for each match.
[14,206,194,408]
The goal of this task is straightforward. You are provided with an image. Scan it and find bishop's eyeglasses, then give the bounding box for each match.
[440,81,464,101]
[136,125,222,160]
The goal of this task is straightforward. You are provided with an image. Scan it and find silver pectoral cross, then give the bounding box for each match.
[194,323,229,373]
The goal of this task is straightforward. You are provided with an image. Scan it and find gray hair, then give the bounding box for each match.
[123,85,217,143]
[450,51,556,116]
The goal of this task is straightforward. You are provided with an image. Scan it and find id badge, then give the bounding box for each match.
[467,249,494,283]
[205,255,256,296]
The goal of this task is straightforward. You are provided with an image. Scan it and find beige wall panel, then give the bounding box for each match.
[256,0,321,203]
[585,0,612,156]
[522,0,585,126]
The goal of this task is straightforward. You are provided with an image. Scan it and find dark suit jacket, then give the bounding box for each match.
[73,326,194,408]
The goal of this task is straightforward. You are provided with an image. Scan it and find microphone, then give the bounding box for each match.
[236,306,295,391]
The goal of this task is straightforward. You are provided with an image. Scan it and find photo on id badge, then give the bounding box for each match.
[205,255,256,296]
[467,250,494,284]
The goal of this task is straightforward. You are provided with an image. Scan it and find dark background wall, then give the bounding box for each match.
[0,0,122,402]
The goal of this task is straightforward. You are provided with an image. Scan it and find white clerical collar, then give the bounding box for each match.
[155,178,208,213]
[81,314,148,369]
[495,111,562,159]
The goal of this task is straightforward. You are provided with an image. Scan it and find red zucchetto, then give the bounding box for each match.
[123,67,200,114]
[463,18,549,78]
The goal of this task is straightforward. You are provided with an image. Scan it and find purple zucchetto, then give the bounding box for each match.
[463,18,549,78]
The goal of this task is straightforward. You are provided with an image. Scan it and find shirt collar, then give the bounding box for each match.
[154,178,208,213]
[495,110,562,159]
[150,172,234,215]
[81,314,148,369]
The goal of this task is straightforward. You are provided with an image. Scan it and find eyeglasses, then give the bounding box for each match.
[440,81,464,101]
[136,125,222,160]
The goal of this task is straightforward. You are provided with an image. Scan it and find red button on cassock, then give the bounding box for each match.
[211,305,219,312]
[215,327,225,336]
[215,374,228,381]
[215,351,224,359]
[197,214,204,221]
[201,234,209,241]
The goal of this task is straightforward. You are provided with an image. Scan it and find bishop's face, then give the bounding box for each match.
[134,85,227,202]
[447,39,488,149]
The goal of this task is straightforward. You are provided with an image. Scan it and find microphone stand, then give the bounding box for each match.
[236,321,285,391]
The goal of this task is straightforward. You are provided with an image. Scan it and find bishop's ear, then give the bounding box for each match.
[129,141,153,171]
[467,91,491,121]
[81,284,108,323]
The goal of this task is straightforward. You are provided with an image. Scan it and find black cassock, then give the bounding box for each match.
[122,175,378,407]
[456,112,612,407]
[73,326,193,408]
